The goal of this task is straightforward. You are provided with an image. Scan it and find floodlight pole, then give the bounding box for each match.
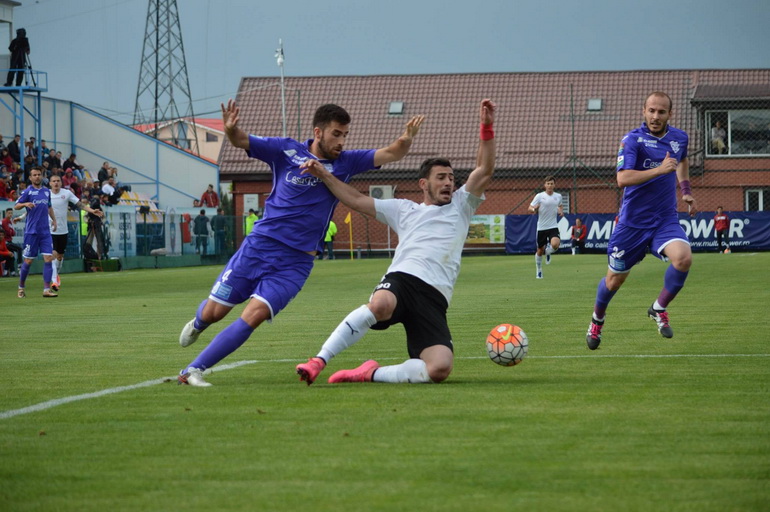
[275,39,287,137]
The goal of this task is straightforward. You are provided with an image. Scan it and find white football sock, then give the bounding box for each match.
[372,358,431,383]
[535,254,542,271]
[545,245,553,255]
[317,305,376,363]
[653,300,664,311]
[51,259,60,281]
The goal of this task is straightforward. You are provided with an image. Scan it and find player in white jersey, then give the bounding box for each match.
[48,175,103,291]
[296,99,496,385]
[528,176,563,278]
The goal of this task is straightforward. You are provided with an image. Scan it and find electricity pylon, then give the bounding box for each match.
[133,0,199,155]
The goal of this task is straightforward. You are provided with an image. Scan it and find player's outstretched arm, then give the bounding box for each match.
[300,159,376,218]
[373,115,425,168]
[221,99,250,150]
[464,99,496,198]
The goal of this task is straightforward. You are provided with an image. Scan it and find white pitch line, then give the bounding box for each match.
[1,354,768,420]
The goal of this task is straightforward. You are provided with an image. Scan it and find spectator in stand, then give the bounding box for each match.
[44,149,59,170]
[192,199,201,208]
[55,151,64,168]
[24,154,36,177]
[244,208,258,235]
[101,176,116,198]
[62,168,78,189]
[62,154,83,179]
[7,135,21,164]
[0,175,10,201]
[0,134,5,153]
[714,206,730,253]
[193,209,210,255]
[26,137,37,160]
[570,218,587,254]
[1,148,13,169]
[2,207,23,271]
[11,169,23,190]
[211,207,227,255]
[97,162,111,183]
[39,140,50,157]
[0,230,14,277]
[200,184,219,207]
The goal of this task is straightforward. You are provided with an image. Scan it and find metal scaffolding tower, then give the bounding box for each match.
[133,0,199,155]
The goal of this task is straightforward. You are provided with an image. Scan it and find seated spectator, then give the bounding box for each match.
[1,207,22,272]
[711,121,727,154]
[44,149,59,170]
[0,133,5,153]
[62,168,78,189]
[62,153,85,179]
[0,230,14,276]
[110,167,130,191]
[97,162,111,183]
[101,176,122,204]
[0,176,10,201]
[570,218,587,254]
[200,183,219,207]
[192,199,201,207]
[2,148,14,169]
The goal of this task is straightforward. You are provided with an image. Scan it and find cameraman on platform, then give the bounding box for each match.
[5,28,30,87]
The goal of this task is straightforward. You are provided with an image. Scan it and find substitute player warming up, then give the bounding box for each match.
[586,91,697,350]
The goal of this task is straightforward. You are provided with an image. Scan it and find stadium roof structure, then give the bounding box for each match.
[219,69,770,181]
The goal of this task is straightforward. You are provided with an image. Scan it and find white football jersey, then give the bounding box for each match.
[374,185,483,305]
[530,191,562,231]
[49,188,80,235]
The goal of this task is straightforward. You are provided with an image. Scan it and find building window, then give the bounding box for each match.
[745,189,769,211]
[206,132,218,143]
[388,101,405,116]
[706,109,770,156]
[587,98,603,112]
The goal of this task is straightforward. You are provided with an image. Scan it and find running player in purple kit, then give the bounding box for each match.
[14,166,58,298]
[586,91,697,350]
[177,99,425,386]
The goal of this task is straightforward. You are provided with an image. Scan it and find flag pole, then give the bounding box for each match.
[344,211,353,259]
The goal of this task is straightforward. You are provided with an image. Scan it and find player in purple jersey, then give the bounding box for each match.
[586,92,697,350]
[14,167,58,298]
[177,99,425,386]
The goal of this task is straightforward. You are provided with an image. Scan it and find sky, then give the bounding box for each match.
[9,0,770,124]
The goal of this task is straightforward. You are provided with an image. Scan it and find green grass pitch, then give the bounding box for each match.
[1,252,769,511]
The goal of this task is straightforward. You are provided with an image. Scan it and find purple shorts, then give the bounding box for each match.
[22,232,53,259]
[208,234,314,319]
[607,219,689,273]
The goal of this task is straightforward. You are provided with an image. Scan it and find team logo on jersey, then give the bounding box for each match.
[637,137,644,143]
[670,141,680,154]
[283,150,297,157]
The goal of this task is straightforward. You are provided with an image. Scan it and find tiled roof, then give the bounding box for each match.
[692,83,770,101]
[219,69,770,179]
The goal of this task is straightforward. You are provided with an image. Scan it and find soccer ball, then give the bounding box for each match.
[486,323,529,366]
